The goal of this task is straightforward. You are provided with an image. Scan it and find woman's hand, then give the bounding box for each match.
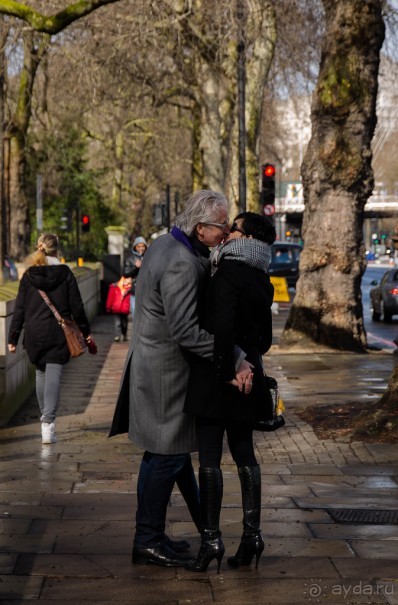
[85,335,98,354]
[227,371,253,395]
[8,344,16,353]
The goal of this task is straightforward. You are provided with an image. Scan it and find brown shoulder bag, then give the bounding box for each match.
[37,290,86,358]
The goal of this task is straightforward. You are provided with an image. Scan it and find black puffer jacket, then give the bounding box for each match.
[8,265,91,366]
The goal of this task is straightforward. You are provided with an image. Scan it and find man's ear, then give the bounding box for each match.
[195,224,205,241]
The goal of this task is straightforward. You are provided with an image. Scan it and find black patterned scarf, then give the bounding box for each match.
[211,238,271,274]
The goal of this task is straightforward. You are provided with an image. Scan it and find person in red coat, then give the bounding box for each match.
[106,276,132,341]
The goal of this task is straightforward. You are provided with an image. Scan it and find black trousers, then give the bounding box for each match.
[114,313,128,336]
[134,451,199,547]
[196,417,257,468]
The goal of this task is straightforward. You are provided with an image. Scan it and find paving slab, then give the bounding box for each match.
[1,314,398,604]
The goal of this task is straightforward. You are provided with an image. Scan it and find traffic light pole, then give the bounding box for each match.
[237,0,247,212]
[75,202,80,264]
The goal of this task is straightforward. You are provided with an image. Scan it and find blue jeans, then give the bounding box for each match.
[134,452,200,547]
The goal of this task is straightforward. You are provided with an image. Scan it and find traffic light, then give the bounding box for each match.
[261,163,276,212]
[60,207,72,231]
[81,214,90,233]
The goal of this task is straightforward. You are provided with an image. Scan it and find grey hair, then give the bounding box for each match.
[174,190,228,236]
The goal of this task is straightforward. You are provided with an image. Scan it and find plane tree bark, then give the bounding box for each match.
[149,0,276,202]
[0,0,122,260]
[0,0,120,34]
[282,0,385,352]
[226,0,277,212]
[7,30,49,259]
[352,361,398,441]
[0,22,8,277]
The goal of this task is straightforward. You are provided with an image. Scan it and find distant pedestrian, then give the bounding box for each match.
[106,276,133,342]
[8,233,96,444]
[123,236,148,316]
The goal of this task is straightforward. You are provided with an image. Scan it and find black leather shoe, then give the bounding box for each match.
[132,542,193,567]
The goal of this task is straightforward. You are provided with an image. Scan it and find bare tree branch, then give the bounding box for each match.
[0,0,122,34]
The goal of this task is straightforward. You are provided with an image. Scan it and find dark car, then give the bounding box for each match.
[370,268,398,322]
[268,242,303,288]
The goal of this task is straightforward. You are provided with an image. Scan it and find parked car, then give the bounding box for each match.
[268,242,303,288]
[370,268,398,322]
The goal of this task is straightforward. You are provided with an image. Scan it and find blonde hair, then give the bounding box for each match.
[25,233,59,268]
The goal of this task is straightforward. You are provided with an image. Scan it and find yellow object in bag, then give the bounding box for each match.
[276,397,285,416]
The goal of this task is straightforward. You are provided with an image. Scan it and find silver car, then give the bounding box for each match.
[370,268,398,322]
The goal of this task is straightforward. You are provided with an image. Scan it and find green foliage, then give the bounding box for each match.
[27,122,116,261]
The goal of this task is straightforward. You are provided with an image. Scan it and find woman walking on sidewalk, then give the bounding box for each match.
[184,212,276,573]
[8,233,96,444]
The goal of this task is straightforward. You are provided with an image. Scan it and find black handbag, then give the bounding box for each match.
[253,376,285,432]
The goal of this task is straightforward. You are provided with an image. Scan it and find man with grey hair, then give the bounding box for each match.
[109,190,251,567]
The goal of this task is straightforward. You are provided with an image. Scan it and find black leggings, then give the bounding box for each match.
[196,416,258,468]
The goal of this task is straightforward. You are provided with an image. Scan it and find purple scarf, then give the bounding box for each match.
[170,226,197,256]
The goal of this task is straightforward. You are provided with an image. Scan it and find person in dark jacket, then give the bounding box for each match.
[183,212,276,574]
[8,233,96,444]
[123,236,148,316]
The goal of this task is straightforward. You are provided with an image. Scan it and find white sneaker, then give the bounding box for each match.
[41,422,57,444]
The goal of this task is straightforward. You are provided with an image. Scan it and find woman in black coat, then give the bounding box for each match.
[8,234,95,444]
[184,212,276,574]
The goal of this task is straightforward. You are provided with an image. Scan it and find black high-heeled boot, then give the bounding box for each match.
[185,467,225,574]
[227,465,264,569]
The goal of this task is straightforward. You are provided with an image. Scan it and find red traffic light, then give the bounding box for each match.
[263,164,275,178]
[81,214,90,232]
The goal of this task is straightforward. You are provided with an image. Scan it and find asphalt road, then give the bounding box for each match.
[280,263,396,351]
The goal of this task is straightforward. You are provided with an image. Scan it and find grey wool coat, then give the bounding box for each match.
[109,231,214,454]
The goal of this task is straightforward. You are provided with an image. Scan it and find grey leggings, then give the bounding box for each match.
[35,363,63,424]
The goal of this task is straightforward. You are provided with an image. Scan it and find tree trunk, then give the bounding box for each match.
[0,23,7,278]
[111,130,124,209]
[245,0,276,212]
[8,30,48,260]
[198,60,224,191]
[282,0,385,352]
[224,0,276,214]
[1,0,122,260]
[192,103,203,191]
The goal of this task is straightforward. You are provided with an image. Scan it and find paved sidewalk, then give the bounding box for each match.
[1,312,398,604]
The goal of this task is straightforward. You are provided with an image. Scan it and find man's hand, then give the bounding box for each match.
[8,344,16,353]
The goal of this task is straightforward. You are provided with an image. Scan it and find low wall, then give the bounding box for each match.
[0,267,100,426]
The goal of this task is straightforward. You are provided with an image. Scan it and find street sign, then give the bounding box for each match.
[270,276,290,302]
[263,204,275,216]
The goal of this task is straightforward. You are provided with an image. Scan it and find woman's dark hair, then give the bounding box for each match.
[234,212,276,244]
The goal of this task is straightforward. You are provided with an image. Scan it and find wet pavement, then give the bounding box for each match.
[1,310,398,604]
